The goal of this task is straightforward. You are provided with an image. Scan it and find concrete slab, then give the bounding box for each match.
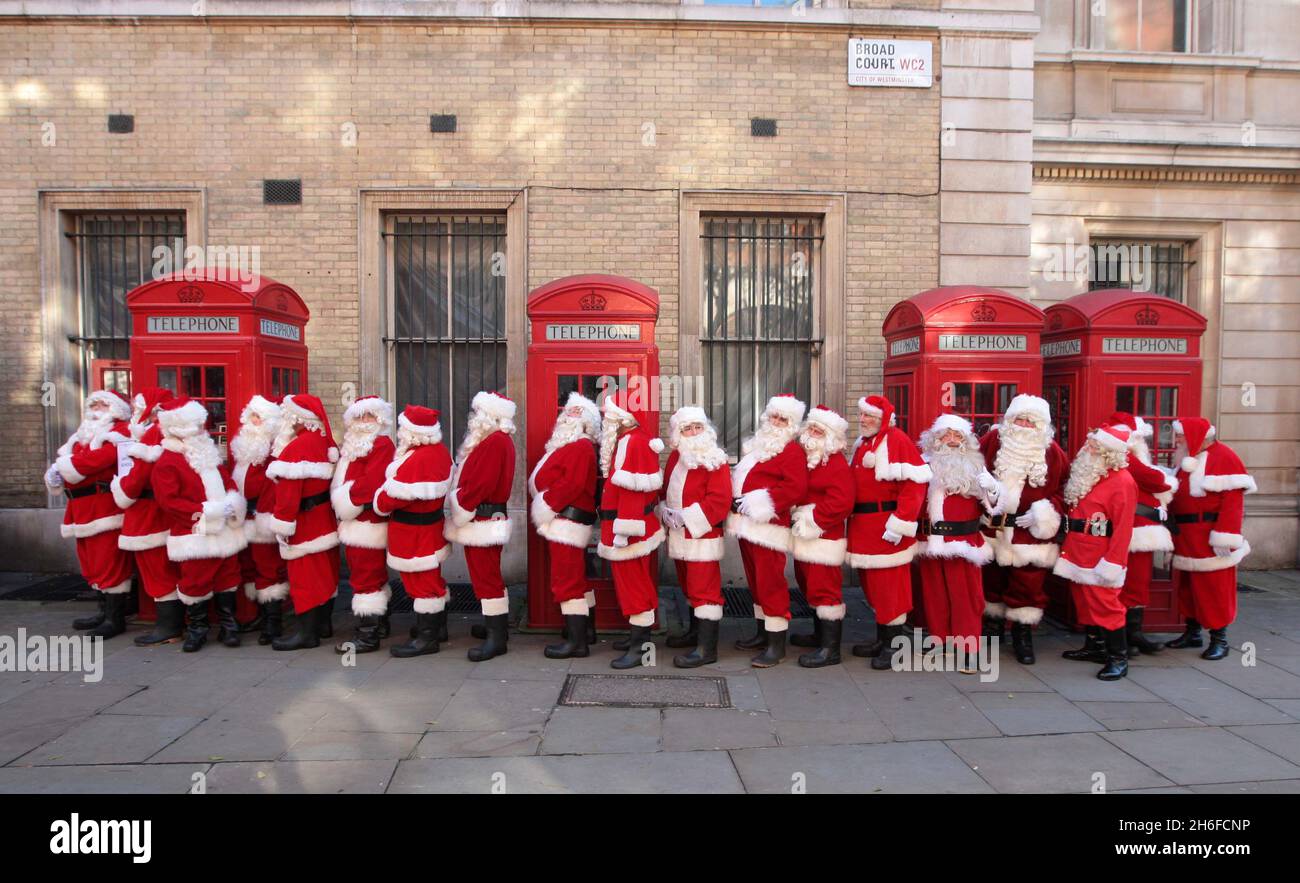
[540,706,661,755]
[946,732,1174,794]
[1100,727,1300,785]
[413,729,543,759]
[281,729,421,761]
[0,763,202,794]
[15,713,202,766]
[729,741,994,794]
[431,678,561,731]
[1073,700,1205,731]
[203,759,397,794]
[1127,666,1295,725]
[388,751,744,794]
[1225,723,1300,766]
[772,718,895,747]
[147,717,316,763]
[971,692,1105,736]
[857,676,1001,741]
[662,708,777,751]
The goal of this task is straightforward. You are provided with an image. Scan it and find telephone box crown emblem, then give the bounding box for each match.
[579,292,607,311]
[177,285,205,304]
[1135,305,1159,326]
[970,302,996,322]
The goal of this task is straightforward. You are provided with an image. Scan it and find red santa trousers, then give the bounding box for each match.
[917,557,983,647]
[77,531,134,593]
[857,565,912,627]
[982,563,1049,616]
[344,545,389,596]
[287,548,341,614]
[135,546,180,600]
[547,541,588,604]
[465,545,506,601]
[610,555,657,619]
[244,542,287,593]
[402,566,447,602]
[794,560,843,610]
[1119,551,1153,609]
[1174,568,1237,631]
[1070,581,1126,631]
[739,539,790,620]
[178,555,241,602]
[675,559,723,609]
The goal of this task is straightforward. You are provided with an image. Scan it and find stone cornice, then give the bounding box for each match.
[1033,164,1300,185]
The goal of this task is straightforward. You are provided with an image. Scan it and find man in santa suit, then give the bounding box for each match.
[374,405,454,658]
[445,391,517,663]
[728,394,809,668]
[330,395,396,654]
[1164,416,1255,661]
[265,393,342,651]
[978,394,1069,665]
[532,392,601,660]
[230,395,290,646]
[847,395,931,671]
[110,387,186,646]
[151,398,249,653]
[44,389,135,638]
[658,406,731,669]
[597,389,666,670]
[915,414,1004,661]
[1052,424,1138,681]
[788,406,854,668]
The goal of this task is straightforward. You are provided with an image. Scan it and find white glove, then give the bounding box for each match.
[660,507,682,530]
[977,471,999,493]
[613,533,629,548]
[882,529,903,545]
[1014,512,1034,530]
[1212,546,1233,559]
[1157,505,1168,522]
[223,500,237,520]
[45,465,64,489]
[117,448,134,477]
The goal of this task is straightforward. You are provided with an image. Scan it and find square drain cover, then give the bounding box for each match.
[559,674,731,709]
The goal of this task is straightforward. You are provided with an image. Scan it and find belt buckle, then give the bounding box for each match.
[1088,512,1108,537]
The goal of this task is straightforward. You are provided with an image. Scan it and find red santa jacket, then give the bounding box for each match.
[373,442,452,573]
[266,429,340,561]
[445,430,516,548]
[1128,455,1177,554]
[331,434,396,551]
[110,422,170,551]
[152,442,248,562]
[597,428,665,561]
[726,439,808,553]
[1171,440,1255,573]
[919,482,996,566]
[846,428,930,570]
[1052,468,1137,588]
[979,428,1069,569]
[661,449,732,563]
[791,452,854,567]
[529,438,598,550]
[48,419,132,539]
[231,441,276,546]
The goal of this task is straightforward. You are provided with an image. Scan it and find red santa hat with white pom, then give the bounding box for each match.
[805,405,849,444]
[280,393,339,463]
[857,394,896,428]
[343,394,394,429]
[764,393,807,426]
[471,390,517,423]
[1089,422,1132,453]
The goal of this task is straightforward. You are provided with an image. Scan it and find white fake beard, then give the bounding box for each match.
[174,430,222,473]
[1132,435,1153,466]
[799,429,846,470]
[395,425,440,459]
[994,420,1050,488]
[599,417,632,479]
[231,419,279,465]
[546,414,590,453]
[341,421,384,461]
[676,428,729,470]
[927,442,985,497]
[74,410,116,446]
[742,420,798,462]
[1063,447,1127,507]
[456,411,499,463]
[271,418,299,457]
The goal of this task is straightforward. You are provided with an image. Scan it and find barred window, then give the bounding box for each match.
[701,215,822,459]
[383,214,507,446]
[1089,240,1195,302]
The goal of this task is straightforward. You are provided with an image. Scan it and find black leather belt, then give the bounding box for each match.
[557,505,597,525]
[985,510,1028,529]
[852,500,898,515]
[921,517,982,537]
[64,482,111,499]
[245,495,259,510]
[136,488,153,500]
[1066,517,1112,537]
[475,502,508,518]
[600,503,656,520]
[299,490,331,512]
[389,508,446,526]
[1135,503,1164,522]
[1173,512,1217,524]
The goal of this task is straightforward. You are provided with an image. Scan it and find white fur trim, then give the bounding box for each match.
[984,601,1007,619]
[1027,498,1062,541]
[1172,541,1250,572]
[412,595,448,614]
[1004,605,1043,626]
[258,582,290,603]
[344,397,394,427]
[530,493,558,527]
[612,517,647,538]
[54,454,87,485]
[95,578,131,595]
[694,603,724,622]
[858,398,883,418]
[585,590,597,607]
[628,610,656,627]
[246,513,279,544]
[791,535,847,566]
[351,587,391,616]
[610,468,662,493]
[816,603,847,622]
[679,502,713,539]
[765,395,807,425]
[667,530,725,562]
[1090,426,1130,453]
[118,529,169,551]
[1200,473,1258,495]
[870,434,933,484]
[885,514,918,538]
[479,595,509,616]
[1208,530,1244,550]
[179,591,213,606]
[739,488,776,524]
[387,544,452,573]
[445,516,513,547]
[278,531,340,560]
[597,527,666,561]
[470,390,517,422]
[381,475,451,502]
[648,438,665,454]
[921,535,994,565]
[60,513,124,539]
[752,603,765,618]
[339,518,389,550]
[125,441,162,462]
[925,413,974,437]
[166,525,248,561]
[1004,394,1051,427]
[331,481,365,522]
[560,599,589,615]
[109,475,136,509]
[764,615,790,631]
[538,516,594,549]
[726,513,792,553]
[805,406,850,438]
[790,504,823,540]
[243,581,258,601]
[847,545,916,569]
[1129,524,1173,553]
[990,538,1060,569]
[1052,555,1127,588]
[266,459,335,481]
[266,515,297,537]
[157,399,209,436]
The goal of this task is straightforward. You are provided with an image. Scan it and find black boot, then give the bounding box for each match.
[790,616,822,649]
[72,592,107,631]
[1062,626,1107,663]
[1097,628,1129,681]
[852,622,884,658]
[1010,622,1036,665]
[798,618,842,668]
[134,599,185,646]
[272,604,322,651]
[611,624,653,669]
[258,600,284,646]
[871,623,904,671]
[586,610,598,646]
[469,613,510,662]
[665,611,699,649]
[674,618,719,668]
[390,612,439,657]
[437,608,450,644]
[181,601,210,653]
[87,592,128,639]
[214,591,241,648]
[1125,607,1162,657]
[544,614,590,660]
[317,596,335,639]
[734,618,768,651]
[378,614,391,639]
[751,627,786,668]
[336,615,382,654]
[1165,619,1203,649]
[1201,627,1230,661]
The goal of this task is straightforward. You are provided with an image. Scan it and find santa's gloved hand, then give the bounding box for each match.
[223,500,237,520]
[117,448,134,476]
[881,529,903,545]
[1157,505,1168,522]
[1014,512,1034,530]
[45,465,64,489]
[978,471,999,493]
[1212,546,1233,559]
[613,533,629,548]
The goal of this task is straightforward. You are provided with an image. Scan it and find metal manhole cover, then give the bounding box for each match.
[558,674,731,709]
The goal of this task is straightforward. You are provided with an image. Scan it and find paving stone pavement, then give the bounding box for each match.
[2,581,1300,794]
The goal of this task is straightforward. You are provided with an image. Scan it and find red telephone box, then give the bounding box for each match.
[525,274,660,631]
[125,270,311,623]
[1040,288,1207,631]
[881,286,1046,440]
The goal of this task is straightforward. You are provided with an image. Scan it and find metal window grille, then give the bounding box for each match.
[263,179,302,205]
[65,211,186,375]
[701,214,823,459]
[382,213,507,446]
[1089,240,1195,303]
